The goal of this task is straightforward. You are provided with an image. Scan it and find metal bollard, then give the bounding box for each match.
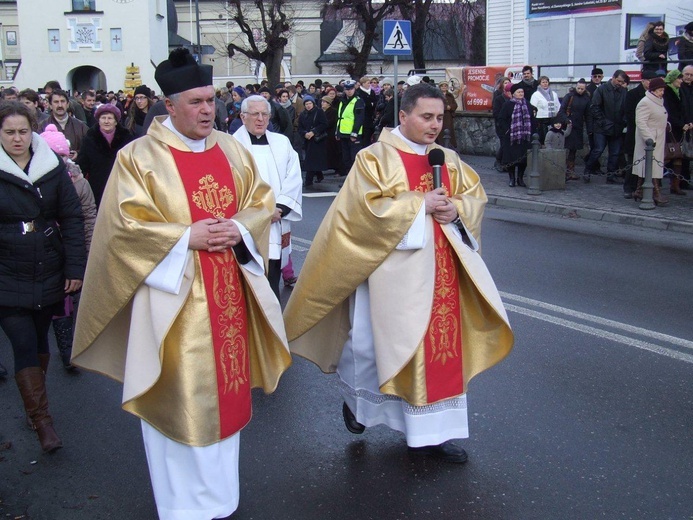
[443,129,451,149]
[527,133,542,195]
[639,138,655,210]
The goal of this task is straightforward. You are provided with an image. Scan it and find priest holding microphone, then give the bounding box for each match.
[284,83,514,463]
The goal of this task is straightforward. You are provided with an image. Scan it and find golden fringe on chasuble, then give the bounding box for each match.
[73,118,291,446]
[284,129,513,406]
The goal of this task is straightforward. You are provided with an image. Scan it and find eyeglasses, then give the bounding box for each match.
[244,111,270,119]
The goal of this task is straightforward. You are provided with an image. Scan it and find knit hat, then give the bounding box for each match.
[302,95,316,105]
[642,70,658,80]
[665,69,682,84]
[40,124,71,156]
[232,86,246,98]
[504,82,514,93]
[134,85,152,98]
[510,82,524,94]
[155,47,213,97]
[258,86,272,95]
[95,103,122,122]
[648,77,666,92]
[405,75,422,86]
[320,97,332,106]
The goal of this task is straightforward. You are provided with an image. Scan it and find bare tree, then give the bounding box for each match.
[224,0,292,87]
[399,0,485,70]
[323,0,401,79]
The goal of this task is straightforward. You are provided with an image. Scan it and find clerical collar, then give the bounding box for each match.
[249,133,269,145]
[163,117,206,153]
[392,127,428,155]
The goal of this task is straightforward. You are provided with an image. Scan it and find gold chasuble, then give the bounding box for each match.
[73,118,292,446]
[284,129,513,406]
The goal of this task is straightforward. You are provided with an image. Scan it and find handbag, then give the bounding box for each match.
[308,110,327,142]
[664,124,683,163]
[682,129,693,159]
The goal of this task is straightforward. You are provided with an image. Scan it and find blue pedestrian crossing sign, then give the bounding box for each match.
[383,20,412,56]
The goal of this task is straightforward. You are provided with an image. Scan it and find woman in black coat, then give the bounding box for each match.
[76,104,134,207]
[492,77,511,170]
[558,79,591,179]
[0,102,85,453]
[643,22,669,73]
[298,96,328,187]
[662,70,691,195]
[498,83,533,187]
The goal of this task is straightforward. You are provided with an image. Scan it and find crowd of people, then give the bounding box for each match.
[0,46,514,519]
[492,39,693,206]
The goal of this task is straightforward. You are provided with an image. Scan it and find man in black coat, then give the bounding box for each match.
[622,71,657,197]
[518,66,539,105]
[584,70,629,184]
[356,76,378,146]
[680,64,693,188]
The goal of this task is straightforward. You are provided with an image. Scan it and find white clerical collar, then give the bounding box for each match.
[163,117,206,153]
[392,127,428,155]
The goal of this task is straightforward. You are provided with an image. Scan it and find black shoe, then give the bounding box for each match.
[0,361,7,378]
[342,402,365,434]
[623,191,633,199]
[408,441,468,464]
[316,172,324,183]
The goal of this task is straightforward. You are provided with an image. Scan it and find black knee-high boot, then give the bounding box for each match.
[508,169,516,187]
[52,317,75,371]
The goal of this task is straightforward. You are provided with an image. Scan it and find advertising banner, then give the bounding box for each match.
[446,66,529,112]
[529,0,621,18]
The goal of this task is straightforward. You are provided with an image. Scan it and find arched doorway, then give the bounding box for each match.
[69,66,107,93]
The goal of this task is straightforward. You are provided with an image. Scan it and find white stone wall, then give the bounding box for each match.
[13,0,166,92]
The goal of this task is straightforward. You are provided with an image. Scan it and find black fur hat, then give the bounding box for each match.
[155,48,213,96]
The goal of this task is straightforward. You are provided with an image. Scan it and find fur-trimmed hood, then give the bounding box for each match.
[0,133,60,185]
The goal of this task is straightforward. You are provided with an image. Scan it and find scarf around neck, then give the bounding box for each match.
[510,99,531,144]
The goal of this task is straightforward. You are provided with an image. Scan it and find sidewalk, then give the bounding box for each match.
[305,154,693,235]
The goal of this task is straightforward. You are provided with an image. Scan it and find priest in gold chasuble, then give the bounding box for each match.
[72,48,291,520]
[284,83,514,464]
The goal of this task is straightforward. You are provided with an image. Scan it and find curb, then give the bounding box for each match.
[486,195,693,235]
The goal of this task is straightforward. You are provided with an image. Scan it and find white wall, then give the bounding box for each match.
[14,0,166,92]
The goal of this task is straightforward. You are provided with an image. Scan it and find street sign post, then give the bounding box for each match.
[383,20,412,125]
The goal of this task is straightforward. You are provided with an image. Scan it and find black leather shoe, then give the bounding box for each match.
[408,441,468,464]
[342,402,365,434]
[0,361,7,378]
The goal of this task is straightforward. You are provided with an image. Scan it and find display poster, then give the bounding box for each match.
[446,66,530,112]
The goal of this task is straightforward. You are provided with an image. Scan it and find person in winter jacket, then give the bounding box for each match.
[0,102,86,453]
[677,22,693,71]
[40,124,96,371]
[642,22,669,73]
[584,70,630,183]
[76,104,134,207]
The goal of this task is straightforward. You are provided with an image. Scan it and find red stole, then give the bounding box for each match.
[170,144,251,438]
[398,149,464,402]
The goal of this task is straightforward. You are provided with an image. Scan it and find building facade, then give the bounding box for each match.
[487,0,692,80]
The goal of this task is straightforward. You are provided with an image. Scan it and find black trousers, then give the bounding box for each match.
[0,306,57,373]
[268,259,281,301]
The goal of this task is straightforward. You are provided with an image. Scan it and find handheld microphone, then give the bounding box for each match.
[428,148,445,189]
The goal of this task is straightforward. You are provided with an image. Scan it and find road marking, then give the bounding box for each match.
[504,303,693,364]
[302,192,338,198]
[292,235,691,363]
[500,292,693,351]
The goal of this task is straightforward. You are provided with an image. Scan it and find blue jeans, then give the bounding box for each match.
[586,133,621,174]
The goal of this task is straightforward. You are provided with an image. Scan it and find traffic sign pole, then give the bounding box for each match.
[394,56,398,126]
[383,20,411,127]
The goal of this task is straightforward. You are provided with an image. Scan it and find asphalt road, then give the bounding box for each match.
[1,197,692,520]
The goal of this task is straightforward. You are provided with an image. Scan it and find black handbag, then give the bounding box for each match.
[664,124,683,163]
[309,110,327,142]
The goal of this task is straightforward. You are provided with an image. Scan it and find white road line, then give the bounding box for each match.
[500,291,693,351]
[505,304,693,364]
[291,235,691,361]
[292,236,313,246]
[302,192,338,198]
